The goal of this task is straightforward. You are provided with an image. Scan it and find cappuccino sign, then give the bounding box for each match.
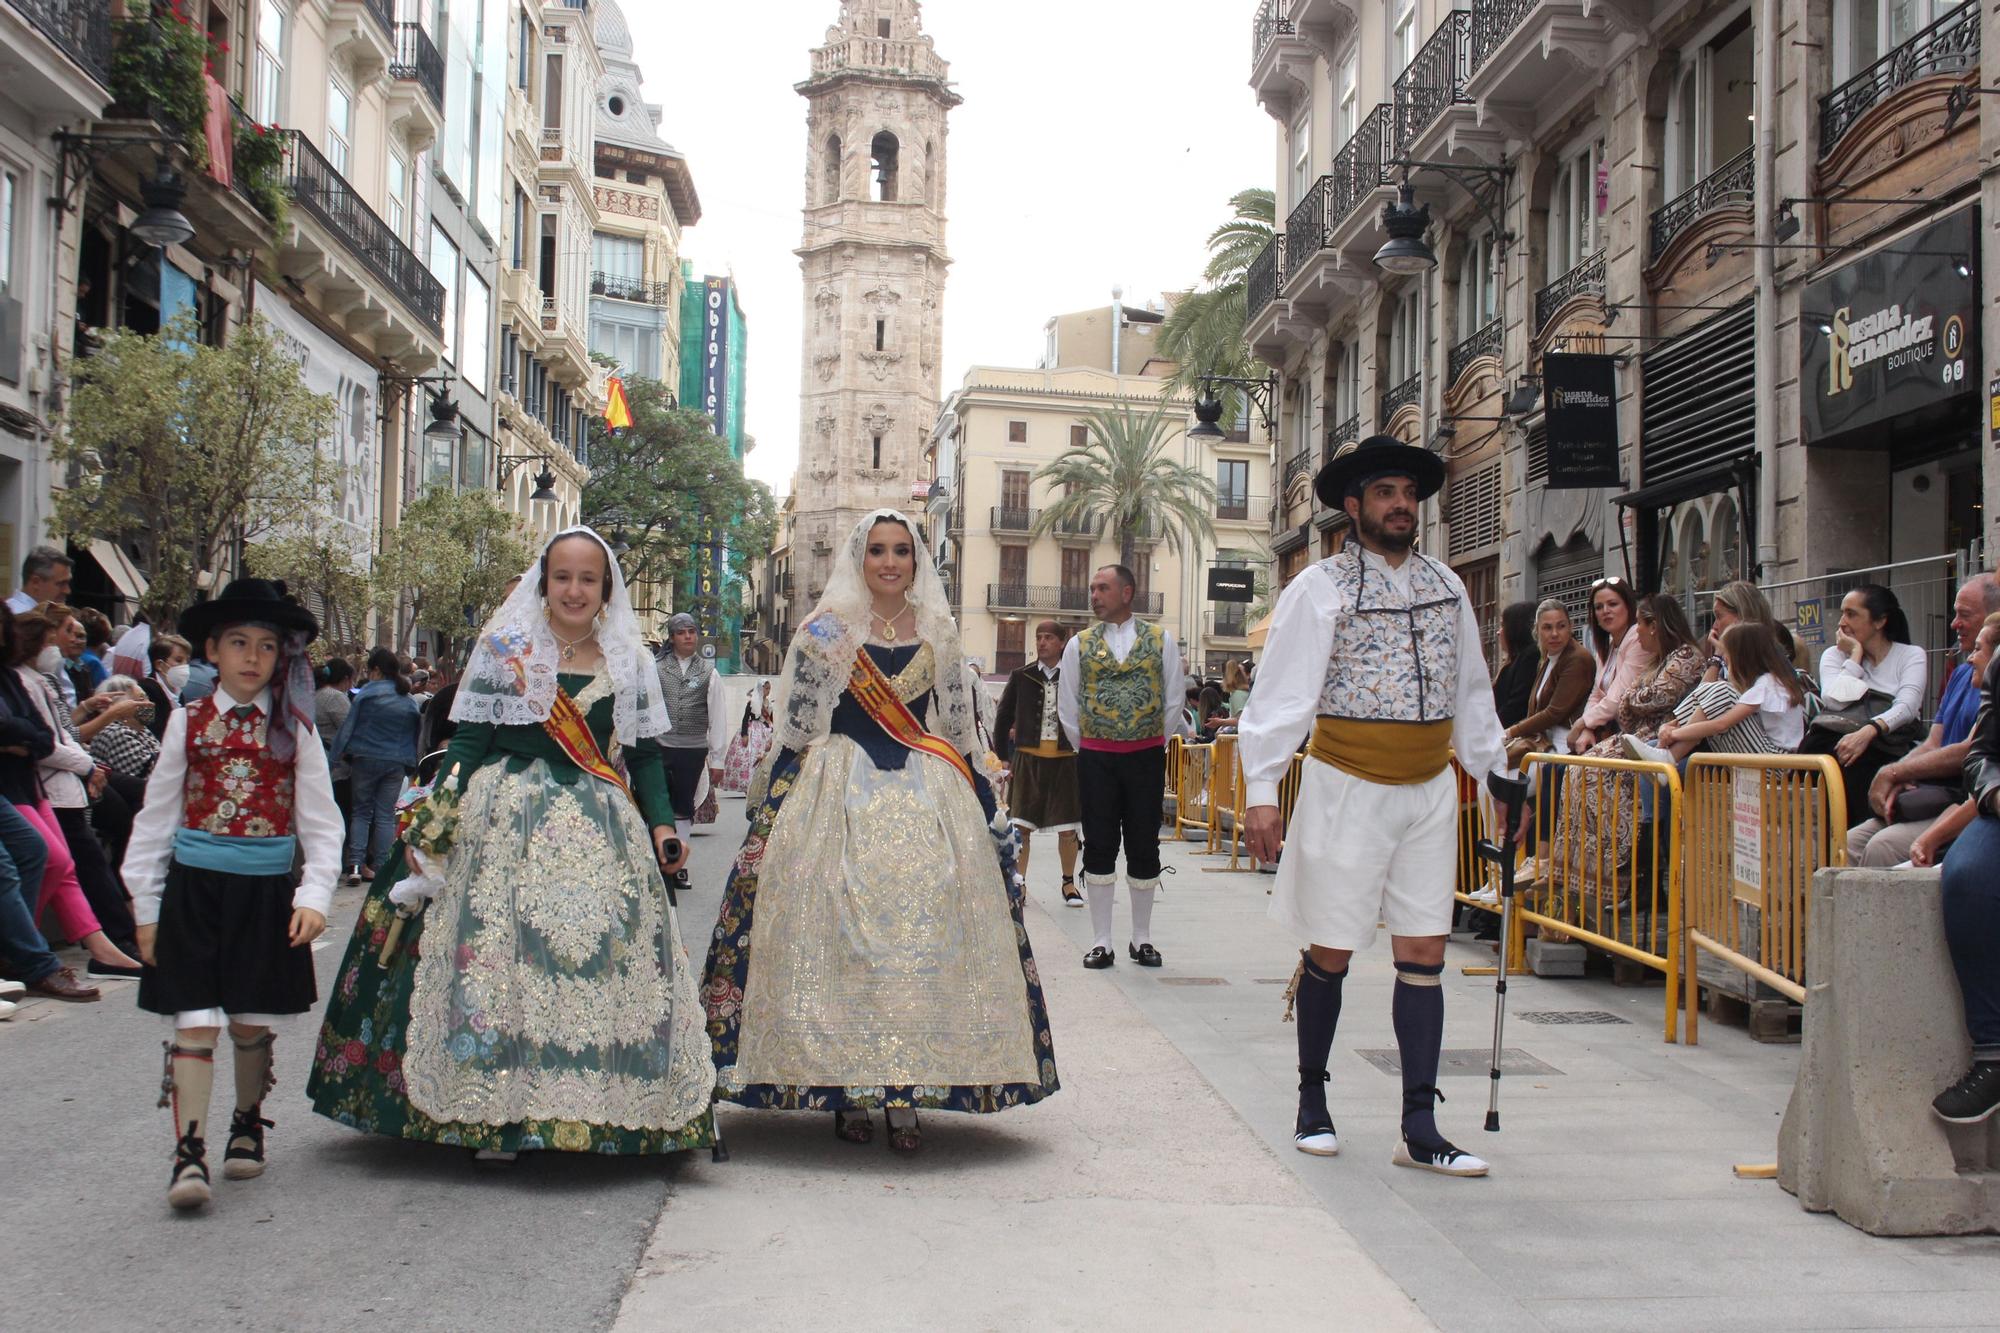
[1801,207,1978,448]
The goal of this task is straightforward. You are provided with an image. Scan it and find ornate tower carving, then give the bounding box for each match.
[793,1,957,594]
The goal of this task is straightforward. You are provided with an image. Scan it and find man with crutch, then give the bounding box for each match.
[1240,436,1526,1176]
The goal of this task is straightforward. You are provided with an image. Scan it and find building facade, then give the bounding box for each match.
[925,299,1273,679]
[790,0,956,603]
[1246,0,1993,669]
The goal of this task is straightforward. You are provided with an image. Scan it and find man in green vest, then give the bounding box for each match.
[1057,564,1185,970]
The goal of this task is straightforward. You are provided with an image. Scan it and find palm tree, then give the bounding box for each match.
[1159,188,1276,411]
[1030,399,1217,572]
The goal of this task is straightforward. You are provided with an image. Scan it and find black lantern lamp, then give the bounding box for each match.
[129,158,195,249]
[1373,177,1437,275]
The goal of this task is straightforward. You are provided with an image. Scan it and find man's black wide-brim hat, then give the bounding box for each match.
[179,577,319,647]
[1313,433,1446,509]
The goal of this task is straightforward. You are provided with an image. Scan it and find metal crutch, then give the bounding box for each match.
[1476,772,1531,1133]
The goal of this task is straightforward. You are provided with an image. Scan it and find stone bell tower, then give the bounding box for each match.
[792,1,958,598]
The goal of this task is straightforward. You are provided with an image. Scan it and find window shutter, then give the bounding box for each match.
[1445,459,1502,559]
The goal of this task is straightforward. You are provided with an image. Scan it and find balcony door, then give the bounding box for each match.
[1835,0,1967,79]
[1546,135,1604,278]
[1665,12,1752,197]
[1000,468,1031,522]
[999,544,1027,593]
[995,620,1026,674]
[1061,546,1091,611]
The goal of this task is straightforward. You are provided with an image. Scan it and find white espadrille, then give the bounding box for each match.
[1391,1137,1489,1177]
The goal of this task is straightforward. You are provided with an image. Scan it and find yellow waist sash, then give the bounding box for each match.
[1308,717,1453,785]
[1017,740,1071,760]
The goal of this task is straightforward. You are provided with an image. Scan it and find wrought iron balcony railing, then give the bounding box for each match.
[1252,0,1296,64]
[1325,412,1362,465]
[1217,497,1252,521]
[281,130,443,334]
[986,584,1165,615]
[9,0,110,86]
[1246,235,1282,325]
[1207,608,1252,639]
[1284,444,1313,488]
[1819,3,1978,157]
[1394,11,1472,152]
[990,506,1037,532]
[1649,145,1753,261]
[590,271,673,305]
[391,22,445,110]
[1448,317,1502,384]
[1284,174,1335,275]
[354,0,394,40]
[1053,512,1106,538]
[1535,249,1605,333]
[1331,103,1396,230]
[1379,373,1422,422]
[1468,0,1534,74]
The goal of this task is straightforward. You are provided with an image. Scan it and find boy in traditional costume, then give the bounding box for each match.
[993,620,1082,905]
[126,579,341,1210]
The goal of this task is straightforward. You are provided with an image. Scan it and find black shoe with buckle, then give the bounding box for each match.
[1933,1061,2000,1124]
[1128,942,1163,967]
[223,1106,274,1180]
[1083,946,1116,970]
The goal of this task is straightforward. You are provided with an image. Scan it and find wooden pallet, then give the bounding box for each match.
[1698,982,1802,1043]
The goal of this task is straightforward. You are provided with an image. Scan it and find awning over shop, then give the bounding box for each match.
[88,539,148,608]
[1247,610,1274,651]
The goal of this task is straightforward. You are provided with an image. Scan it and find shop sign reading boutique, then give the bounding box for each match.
[1800,208,1980,450]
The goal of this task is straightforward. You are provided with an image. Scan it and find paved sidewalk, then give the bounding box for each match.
[1016,828,2000,1332]
[616,857,1431,1331]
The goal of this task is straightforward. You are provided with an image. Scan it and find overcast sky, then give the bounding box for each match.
[619,0,1273,494]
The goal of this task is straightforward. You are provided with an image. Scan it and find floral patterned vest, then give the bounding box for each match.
[1078,619,1166,748]
[1316,547,1462,723]
[182,696,296,838]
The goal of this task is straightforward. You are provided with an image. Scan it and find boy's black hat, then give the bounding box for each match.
[179,578,318,647]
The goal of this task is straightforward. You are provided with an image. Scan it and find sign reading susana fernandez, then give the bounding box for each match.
[1207,567,1255,603]
[1543,352,1622,489]
[1800,207,1978,448]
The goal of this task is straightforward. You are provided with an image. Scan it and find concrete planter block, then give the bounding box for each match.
[1526,937,1586,978]
[1778,866,2000,1235]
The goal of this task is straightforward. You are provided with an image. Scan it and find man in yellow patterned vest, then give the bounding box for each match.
[1240,436,1523,1180]
[1057,565,1185,970]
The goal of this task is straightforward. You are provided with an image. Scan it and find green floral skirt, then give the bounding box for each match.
[307,759,716,1154]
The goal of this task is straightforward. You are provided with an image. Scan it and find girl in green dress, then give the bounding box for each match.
[308,528,715,1158]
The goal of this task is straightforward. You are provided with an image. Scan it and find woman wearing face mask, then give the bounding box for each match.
[703,510,1059,1155]
[10,604,143,976]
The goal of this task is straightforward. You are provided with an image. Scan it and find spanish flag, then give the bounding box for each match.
[604,376,633,431]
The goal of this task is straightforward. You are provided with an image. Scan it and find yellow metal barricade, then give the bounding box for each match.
[1455,752,1685,1043]
[1277,751,1305,832]
[1680,753,1846,1043]
[1205,734,1241,855]
[1163,734,1184,816]
[1175,741,1214,840]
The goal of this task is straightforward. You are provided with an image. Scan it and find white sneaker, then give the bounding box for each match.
[0,978,23,1000]
[1621,734,1672,766]
[1392,1138,1490,1177]
[1466,886,1500,906]
[0,997,16,1021]
[1513,857,1548,886]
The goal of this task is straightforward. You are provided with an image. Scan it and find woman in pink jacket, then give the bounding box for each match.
[1568,577,1653,753]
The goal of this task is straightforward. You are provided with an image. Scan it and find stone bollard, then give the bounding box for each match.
[1778,866,2000,1235]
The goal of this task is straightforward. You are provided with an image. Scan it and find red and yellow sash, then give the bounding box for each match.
[541,686,639,809]
[848,650,977,790]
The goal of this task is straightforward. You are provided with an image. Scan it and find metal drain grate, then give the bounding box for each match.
[1516,1010,1630,1026]
[1157,976,1229,986]
[1354,1047,1563,1077]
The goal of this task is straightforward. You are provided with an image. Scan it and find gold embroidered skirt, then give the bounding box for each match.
[725,735,1044,1093]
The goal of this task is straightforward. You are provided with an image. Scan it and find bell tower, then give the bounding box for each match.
[793,1,958,598]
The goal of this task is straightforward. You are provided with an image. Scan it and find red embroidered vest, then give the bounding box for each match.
[182,696,296,838]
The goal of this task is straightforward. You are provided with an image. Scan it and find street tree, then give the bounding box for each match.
[1158,188,1275,417]
[371,485,538,653]
[1030,399,1216,571]
[52,312,338,630]
[581,377,767,627]
[247,515,374,657]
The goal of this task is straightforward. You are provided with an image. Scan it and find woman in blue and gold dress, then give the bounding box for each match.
[307,528,715,1158]
[705,509,1059,1152]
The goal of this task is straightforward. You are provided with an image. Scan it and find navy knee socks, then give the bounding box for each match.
[1393,959,1447,1144]
[1290,953,1346,1128]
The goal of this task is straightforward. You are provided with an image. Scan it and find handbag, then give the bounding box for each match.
[1804,686,1920,759]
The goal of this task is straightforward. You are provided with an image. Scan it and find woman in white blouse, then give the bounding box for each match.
[1811,583,1928,827]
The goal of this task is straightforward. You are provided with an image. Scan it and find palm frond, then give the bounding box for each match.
[1029,399,1217,568]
